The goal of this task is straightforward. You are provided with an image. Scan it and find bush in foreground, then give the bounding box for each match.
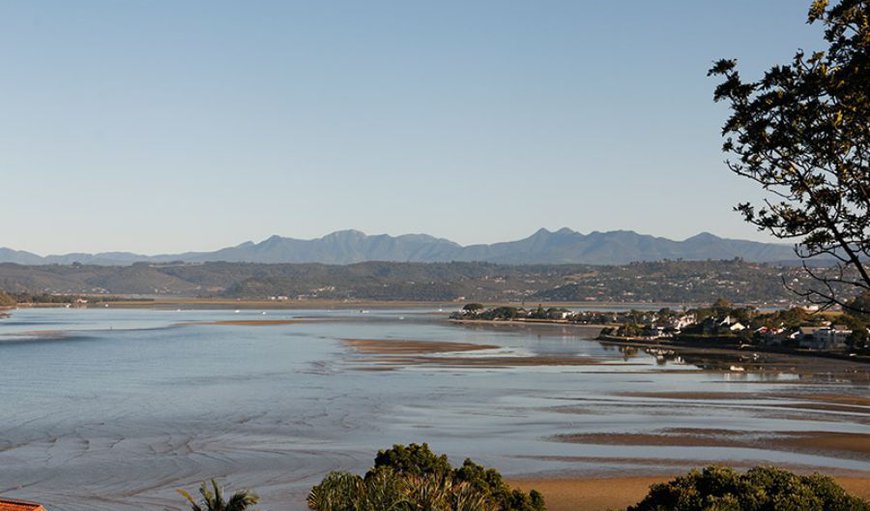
[627,465,869,511]
[178,479,259,511]
[307,443,545,511]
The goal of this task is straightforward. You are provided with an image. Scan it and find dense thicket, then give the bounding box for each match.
[627,465,869,511]
[308,443,544,511]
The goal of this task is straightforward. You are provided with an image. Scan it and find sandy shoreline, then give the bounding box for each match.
[506,474,870,511]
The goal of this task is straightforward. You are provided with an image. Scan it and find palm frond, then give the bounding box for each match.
[226,489,259,511]
[177,488,205,511]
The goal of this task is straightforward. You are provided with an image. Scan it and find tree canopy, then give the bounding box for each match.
[709,0,869,313]
[308,443,545,511]
[627,465,869,511]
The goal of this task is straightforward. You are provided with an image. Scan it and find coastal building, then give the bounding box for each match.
[672,313,696,330]
[798,325,852,350]
[755,326,788,346]
[701,316,746,335]
[728,321,747,332]
[0,498,46,511]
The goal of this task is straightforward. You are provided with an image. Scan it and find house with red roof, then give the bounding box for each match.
[0,498,46,511]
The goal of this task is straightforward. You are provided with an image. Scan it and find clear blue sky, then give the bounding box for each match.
[0,1,825,255]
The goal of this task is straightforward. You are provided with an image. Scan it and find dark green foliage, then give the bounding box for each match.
[709,0,869,312]
[477,307,523,320]
[309,444,545,511]
[455,459,544,511]
[178,479,259,511]
[627,465,869,511]
[374,443,453,478]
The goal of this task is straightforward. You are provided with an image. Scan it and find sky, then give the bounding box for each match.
[0,1,827,255]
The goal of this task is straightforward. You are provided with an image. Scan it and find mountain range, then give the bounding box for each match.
[0,228,799,266]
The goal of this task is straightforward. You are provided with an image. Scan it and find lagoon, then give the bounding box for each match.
[0,307,867,510]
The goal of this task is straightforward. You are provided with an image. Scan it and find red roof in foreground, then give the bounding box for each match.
[0,499,46,511]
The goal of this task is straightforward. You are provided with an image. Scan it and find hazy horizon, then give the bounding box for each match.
[1,1,824,254]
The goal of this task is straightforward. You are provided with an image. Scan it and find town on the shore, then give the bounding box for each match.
[451,296,870,358]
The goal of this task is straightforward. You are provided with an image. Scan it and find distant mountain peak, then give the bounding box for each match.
[686,232,722,242]
[0,228,798,266]
[324,229,367,239]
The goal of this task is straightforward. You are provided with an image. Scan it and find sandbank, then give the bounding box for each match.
[185,319,305,326]
[343,338,498,354]
[342,338,642,367]
[553,429,870,458]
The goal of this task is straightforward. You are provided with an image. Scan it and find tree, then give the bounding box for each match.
[308,444,545,511]
[627,465,869,511]
[709,0,869,313]
[374,443,452,478]
[178,480,260,511]
[846,290,870,321]
[463,303,485,312]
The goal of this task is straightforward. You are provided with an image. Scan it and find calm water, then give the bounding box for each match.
[0,308,867,510]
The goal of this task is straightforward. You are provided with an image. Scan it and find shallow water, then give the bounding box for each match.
[0,308,867,510]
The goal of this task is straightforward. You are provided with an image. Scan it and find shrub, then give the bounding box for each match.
[627,465,869,511]
[308,443,545,511]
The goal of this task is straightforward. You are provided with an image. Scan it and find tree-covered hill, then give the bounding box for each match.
[0,259,834,305]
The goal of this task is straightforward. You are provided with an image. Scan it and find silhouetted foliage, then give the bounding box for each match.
[709,0,869,312]
[463,303,485,313]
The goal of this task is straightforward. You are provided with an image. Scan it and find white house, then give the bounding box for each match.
[798,325,852,350]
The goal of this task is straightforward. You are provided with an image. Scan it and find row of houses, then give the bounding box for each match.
[757,324,854,350]
[614,312,857,352]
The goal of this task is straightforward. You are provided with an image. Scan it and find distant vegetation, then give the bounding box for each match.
[627,465,869,511]
[8,292,153,305]
[0,289,14,307]
[0,259,838,305]
[307,443,544,511]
